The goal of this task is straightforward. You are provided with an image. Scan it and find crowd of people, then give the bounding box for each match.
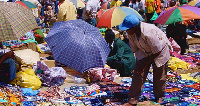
[0,0,200,105]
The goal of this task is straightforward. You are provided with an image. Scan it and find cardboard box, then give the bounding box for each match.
[42,60,55,68]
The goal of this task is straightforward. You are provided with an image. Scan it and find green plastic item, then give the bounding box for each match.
[21,39,38,44]
[34,29,45,38]
[99,28,106,33]
[150,11,159,21]
[164,97,179,102]
[188,104,198,106]
[36,69,43,74]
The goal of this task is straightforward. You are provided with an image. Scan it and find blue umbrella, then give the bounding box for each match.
[44,19,110,73]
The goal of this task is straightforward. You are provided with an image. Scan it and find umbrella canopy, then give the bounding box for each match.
[71,0,85,8]
[154,5,200,25]
[100,1,110,9]
[44,19,111,73]
[97,9,107,19]
[0,2,38,41]
[97,6,144,28]
[188,0,200,6]
[195,2,200,7]
[15,1,37,10]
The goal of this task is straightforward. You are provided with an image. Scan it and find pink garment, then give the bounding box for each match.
[88,67,117,82]
[169,37,181,54]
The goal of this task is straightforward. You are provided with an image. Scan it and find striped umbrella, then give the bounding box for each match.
[15,1,37,10]
[97,6,144,28]
[0,2,38,41]
[188,0,200,6]
[154,5,200,25]
[100,1,111,10]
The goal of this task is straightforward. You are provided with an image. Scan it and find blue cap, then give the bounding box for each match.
[119,15,140,31]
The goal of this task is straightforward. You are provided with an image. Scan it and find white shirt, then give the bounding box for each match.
[0,0,8,2]
[128,22,171,67]
[82,0,101,20]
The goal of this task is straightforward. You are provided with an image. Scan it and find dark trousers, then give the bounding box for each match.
[107,59,131,77]
[174,38,186,55]
[128,62,167,104]
[145,13,154,24]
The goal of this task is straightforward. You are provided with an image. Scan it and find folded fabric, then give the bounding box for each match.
[21,88,39,96]
[37,44,51,53]
[88,68,117,82]
[168,57,190,71]
[35,61,67,86]
[190,72,200,78]
[24,31,35,40]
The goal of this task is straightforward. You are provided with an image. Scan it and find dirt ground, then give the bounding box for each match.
[37,37,200,105]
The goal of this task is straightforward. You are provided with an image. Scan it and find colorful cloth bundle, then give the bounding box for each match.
[168,56,190,71]
[87,68,117,82]
[35,61,67,87]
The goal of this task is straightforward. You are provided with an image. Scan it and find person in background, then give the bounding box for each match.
[82,0,101,26]
[118,15,171,105]
[166,22,187,55]
[138,0,145,18]
[0,42,16,84]
[145,0,155,23]
[44,6,56,28]
[110,0,122,8]
[57,0,77,21]
[121,0,130,6]
[105,29,136,77]
[54,0,59,14]
[129,0,138,11]
[160,0,165,11]
[155,0,161,15]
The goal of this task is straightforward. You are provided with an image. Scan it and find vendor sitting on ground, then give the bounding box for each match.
[0,42,16,84]
[105,29,136,77]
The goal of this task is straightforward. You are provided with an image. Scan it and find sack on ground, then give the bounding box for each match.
[11,69,42,90]
[14,49,40,66]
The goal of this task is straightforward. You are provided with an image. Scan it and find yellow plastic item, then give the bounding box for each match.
[24,69,35,75]
[11,69,42,90]
[168,57,190,71]
[36,45,45,53]
[104,64,110,68]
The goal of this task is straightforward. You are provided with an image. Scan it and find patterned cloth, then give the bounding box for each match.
[35,61,67,86]
[0,2,38,41]
[88,67,117,82]
[44,19,110,73]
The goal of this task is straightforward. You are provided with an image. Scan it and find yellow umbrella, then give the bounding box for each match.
[188,0,200,6]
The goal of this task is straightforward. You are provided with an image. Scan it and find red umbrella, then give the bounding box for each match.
[101,1,110,9]
[15,1,29,9]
